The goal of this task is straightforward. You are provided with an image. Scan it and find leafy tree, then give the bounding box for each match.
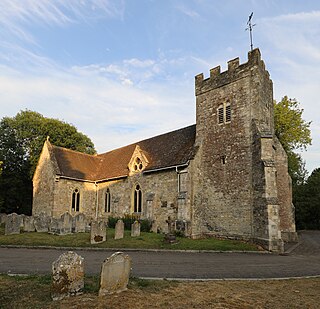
[295,168,320,229]
[0,110,96,214]
[274,96,312,185]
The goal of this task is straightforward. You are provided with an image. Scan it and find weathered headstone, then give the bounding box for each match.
[60,212,73,235]
[0,213,7,224]
[49,217,62,235]
[51,251,84,301]
[73,213,86,233]
[99,252,132,296]
[114,219,124,240]
[90,221,106,244]
[23,216,36,232]
[151,221,158,233]
[18,214,25,228]
[5,213,21,235]
[34,213,51,232]
[131,220,140,237]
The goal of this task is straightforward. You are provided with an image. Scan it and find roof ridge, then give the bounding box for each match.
[98,124,196,157]
[52,144,99,159]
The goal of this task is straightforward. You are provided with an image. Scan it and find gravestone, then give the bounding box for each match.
[51,251,84,301]
[18,214,25,228]
[5,213,21,235]
[73,213,86,233]
[114,219,124,240]
[131,220,140,237]
[151,221,158,233]
[99,252,132,296]
[90,221,106,244]
[0,213,7,224]
[60,212,73,235]
[34,213,50,232]
[49,217,62,235]
[23,216,36,232]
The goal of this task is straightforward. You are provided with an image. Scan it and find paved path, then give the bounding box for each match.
[0,231,319,280]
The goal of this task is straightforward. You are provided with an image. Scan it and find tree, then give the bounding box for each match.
[274,96,312,185]
[295,168,320,229]
[0,110,96,214]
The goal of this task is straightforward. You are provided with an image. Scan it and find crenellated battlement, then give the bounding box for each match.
[195,48,270,96]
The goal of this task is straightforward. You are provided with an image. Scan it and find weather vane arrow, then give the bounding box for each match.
[246,12,256,51]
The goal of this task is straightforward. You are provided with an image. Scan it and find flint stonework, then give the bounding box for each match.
[51,251,84,301]
[99,252,132,296]
[114,220,124,240]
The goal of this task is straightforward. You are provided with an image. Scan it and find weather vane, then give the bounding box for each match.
[246,12,256,51]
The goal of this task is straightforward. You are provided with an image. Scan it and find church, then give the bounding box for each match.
[32,49,297,252]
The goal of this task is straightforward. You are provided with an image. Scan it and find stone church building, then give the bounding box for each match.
[32,49,297,251]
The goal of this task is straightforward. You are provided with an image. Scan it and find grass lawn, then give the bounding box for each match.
[0,223,259,251]
[0,274,319,309]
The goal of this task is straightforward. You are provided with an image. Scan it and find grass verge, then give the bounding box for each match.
[0,274,319,309]
[0,224,258,251]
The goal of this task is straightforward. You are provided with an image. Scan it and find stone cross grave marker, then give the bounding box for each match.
[5,213,21,235]
[90,221,107,244]
[51,251,84,301]
[99,252,132,296]
[131,220,140,237]
[114,219,124,240]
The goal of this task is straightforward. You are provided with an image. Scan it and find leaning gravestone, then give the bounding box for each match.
[51,251,84,301]
[131,220,140,237]
[60,212,73,235]
[5,213,21,235]
[73,213,86,233]
[114,219,124,240]
[90,221,106,244]
[23,216,35,232]
[34,213,51,232]
[99,252,132,296]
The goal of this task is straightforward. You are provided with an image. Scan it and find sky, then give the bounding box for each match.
[0,0,319,173]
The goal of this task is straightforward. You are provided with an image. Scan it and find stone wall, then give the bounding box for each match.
[32,141,57,217]
[40,167,192,234]
[192,48,292,250]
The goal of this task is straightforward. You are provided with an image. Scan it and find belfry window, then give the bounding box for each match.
[218,102,232,124]
[71,189,80,212]
[105,188,111,213]
[133,184,142,213]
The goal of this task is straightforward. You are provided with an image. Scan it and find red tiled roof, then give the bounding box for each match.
[50,124,196,181]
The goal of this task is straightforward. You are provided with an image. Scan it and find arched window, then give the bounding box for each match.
[105,188,111,213]
[134,157,144,172]
[71,189,80,212]
[133,184,142,213]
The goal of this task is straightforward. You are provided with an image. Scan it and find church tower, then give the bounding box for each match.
[191,49,295,251]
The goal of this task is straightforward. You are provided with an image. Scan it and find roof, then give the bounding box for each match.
[49,124,197,182]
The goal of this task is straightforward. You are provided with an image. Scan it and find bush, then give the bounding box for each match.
[107,215,152,232]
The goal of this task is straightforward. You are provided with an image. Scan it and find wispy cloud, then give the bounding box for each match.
[0,0,125,44]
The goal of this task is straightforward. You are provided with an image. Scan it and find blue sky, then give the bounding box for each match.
[0,0,319,173]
